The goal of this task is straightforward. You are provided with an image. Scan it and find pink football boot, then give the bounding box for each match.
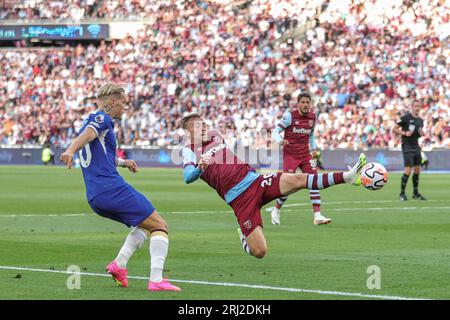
[148,279,181,292]
[105,261,128,288]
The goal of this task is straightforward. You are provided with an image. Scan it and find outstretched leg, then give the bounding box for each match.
[279,153,366,196]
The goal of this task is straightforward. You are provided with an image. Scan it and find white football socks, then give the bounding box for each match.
[149,234,169,283]
[115,227,148,269]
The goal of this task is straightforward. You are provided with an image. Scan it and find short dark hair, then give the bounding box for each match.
[297,91,312,102]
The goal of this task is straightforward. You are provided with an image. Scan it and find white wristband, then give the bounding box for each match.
[117,158,126,167]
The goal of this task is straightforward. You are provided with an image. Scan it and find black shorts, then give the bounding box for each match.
[402,150,422,167]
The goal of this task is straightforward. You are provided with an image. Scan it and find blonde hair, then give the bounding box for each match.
[180,112,201,129]
[96,83,125,99]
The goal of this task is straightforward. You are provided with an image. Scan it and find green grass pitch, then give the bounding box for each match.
[0,166,449,300]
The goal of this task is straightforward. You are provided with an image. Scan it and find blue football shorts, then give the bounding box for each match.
[88,184,155,227]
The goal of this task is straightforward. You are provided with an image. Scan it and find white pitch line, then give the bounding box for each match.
[265,199,450,211]
[0,213,90,218]
[164,210,232,214]
[0,265,429,300]
[280,206,450,213]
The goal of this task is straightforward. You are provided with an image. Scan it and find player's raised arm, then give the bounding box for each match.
[60,127,97,169]
[272,112,291,146]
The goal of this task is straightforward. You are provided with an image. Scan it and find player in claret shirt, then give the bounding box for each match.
[180,112,366,259]
[60,83,180,292]
[271,92,331,226]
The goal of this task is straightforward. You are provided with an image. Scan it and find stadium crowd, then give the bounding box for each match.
[0,0,449,150]
[1,0,156,20]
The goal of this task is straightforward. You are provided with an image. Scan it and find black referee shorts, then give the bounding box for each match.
[402,150,422,167]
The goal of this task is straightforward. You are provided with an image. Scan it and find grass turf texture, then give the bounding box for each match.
[0,166,449,300]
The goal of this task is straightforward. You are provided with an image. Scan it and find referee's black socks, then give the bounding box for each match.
[412,173,420,195]
[401,174,410,194]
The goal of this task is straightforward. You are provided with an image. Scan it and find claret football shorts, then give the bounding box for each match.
[230,173,283,237]
[283,153,318,174]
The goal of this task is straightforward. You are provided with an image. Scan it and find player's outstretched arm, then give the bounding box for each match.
[183,164,203,184]
[181,146,207,184]
[60,127,97,169]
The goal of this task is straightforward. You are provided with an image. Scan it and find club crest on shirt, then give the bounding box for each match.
[295,121,300,125]
[309,120,314,127]
[243,220,252,229]
[95,114,105,123]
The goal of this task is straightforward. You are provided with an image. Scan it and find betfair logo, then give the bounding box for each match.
[293,127,311,134]
[203,144,228,158]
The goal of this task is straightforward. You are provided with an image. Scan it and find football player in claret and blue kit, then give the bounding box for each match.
[271,92,331,226]
[180,112,367,259]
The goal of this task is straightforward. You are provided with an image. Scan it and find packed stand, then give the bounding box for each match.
[0,0,448,150]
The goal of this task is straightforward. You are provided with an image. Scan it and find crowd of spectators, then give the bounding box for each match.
[0,0,162,20]
[0,0,448,151]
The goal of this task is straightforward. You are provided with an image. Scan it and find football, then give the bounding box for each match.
[360,162,388,190]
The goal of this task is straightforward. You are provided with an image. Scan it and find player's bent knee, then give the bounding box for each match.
[248,240,267,259]
[139,211,169,233]
[252,247,267,259]
[151,219,168,234]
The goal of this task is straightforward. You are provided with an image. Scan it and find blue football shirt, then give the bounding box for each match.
[78,110,126,200]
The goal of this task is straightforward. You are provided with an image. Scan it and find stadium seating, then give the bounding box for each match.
[0,0,448,149]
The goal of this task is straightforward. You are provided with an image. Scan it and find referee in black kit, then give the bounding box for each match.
[393,102,427,201]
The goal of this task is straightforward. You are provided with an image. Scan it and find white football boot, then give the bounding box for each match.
[313,212,332,225]
[270,207,281,225]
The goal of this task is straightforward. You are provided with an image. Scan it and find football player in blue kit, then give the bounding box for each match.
[60,83,180,292]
